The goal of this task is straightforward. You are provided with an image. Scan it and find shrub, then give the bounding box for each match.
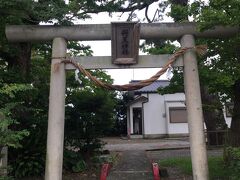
[72,160,87,173]
[223,146,240,179]
[11,151,45,178]
[63,149,87,173]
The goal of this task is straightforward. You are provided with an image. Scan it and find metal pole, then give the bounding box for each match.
[45,37,67,180]
[181,34,209,180]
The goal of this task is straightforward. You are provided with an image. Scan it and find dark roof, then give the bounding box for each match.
[130,80,170,93]
[127,96,148,106]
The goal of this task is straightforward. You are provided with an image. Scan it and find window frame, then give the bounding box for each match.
[169,107,187,123]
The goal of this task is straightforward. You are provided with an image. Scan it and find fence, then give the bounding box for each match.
[205,130,229,147]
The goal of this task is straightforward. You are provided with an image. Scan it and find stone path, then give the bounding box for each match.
[104,137,190,179]
[103,137,223,180]
[106,148,223,180]
[107,150,153,180]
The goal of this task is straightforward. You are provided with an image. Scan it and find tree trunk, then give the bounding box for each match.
[230,79,240,146]
[7,43,32,80]
[201,86,227,145]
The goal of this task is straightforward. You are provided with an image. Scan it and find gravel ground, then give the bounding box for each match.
[102,137,190,151]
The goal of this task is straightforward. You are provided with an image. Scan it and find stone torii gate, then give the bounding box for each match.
[6,23,238,180]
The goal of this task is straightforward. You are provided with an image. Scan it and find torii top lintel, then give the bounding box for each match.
[6,22,239,42]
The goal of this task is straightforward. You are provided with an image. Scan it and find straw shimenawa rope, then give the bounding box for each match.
[56,45,207,91]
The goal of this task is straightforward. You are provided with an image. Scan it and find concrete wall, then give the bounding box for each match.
[143,94,167,136]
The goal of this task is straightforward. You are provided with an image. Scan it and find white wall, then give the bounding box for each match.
[164,93,189,135]
[225,117,232,128]
[129,93,189,136]
[129,92,232,138]
[143,93,167,135]
[222,105,232,128]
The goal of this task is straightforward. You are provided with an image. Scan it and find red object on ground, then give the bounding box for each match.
[100,163,111,180]
[152,162,160,180]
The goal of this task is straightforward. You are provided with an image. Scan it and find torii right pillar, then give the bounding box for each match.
[181,34,209,180]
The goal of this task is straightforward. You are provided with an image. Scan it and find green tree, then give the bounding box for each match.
[0,1,123,177]
[191,0,240,146]
[64,63,117,163]
[110,92,134,136]
[151,0,231,145]
[5,56,51,178]
[65,87,116,162]
[0,84,30,153]
[164,0,240,145]
[0,72,31,176]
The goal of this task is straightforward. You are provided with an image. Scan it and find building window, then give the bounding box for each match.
[169,107,187,123]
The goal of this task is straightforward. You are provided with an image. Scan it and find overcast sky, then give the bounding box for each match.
[79,3,174,84]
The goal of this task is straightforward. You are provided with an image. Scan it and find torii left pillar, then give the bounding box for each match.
[45,37,67,180]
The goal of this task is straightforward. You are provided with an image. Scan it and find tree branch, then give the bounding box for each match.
[78,0,159,15]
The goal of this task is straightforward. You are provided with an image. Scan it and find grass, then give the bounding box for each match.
[159,156,231,179]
